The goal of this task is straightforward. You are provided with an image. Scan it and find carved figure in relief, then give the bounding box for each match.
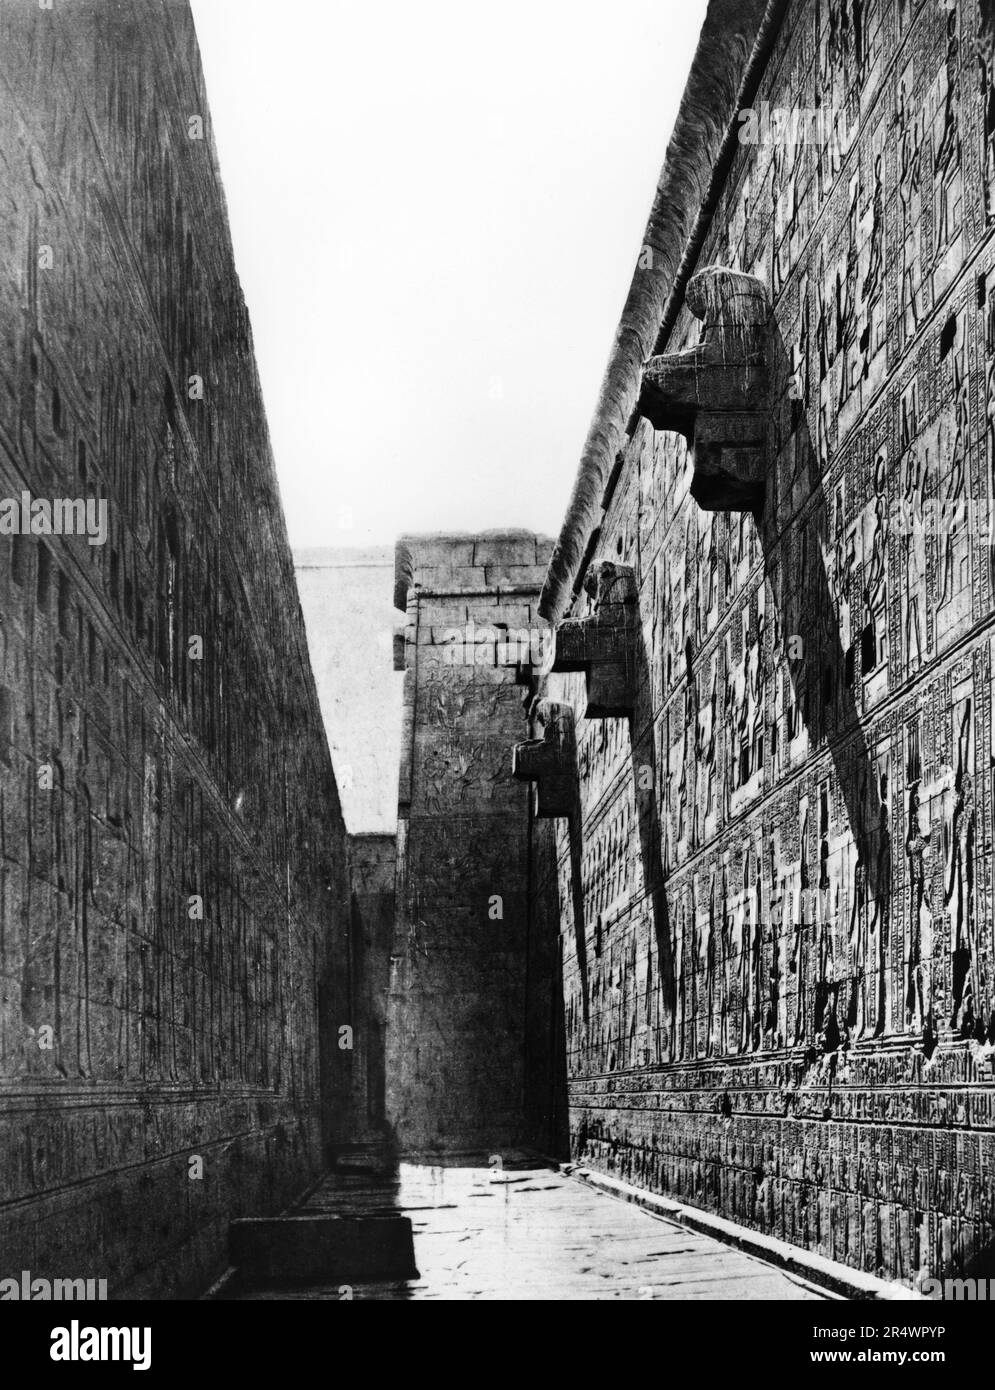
[816,239,832,397]
[738,855,753,1053]
[703,873,716,1058]
[905,781,934,1035]
[792,805,810,1044]
[771,142,787,298]
[749,851,763,1052]
[676,720,689,849]
[734,621,753,791]
[934,9,962,260]
[836,176,860,407]
[714,861,731,1055]
[861,452,889,675]
[699,658,718,830]
[751,599,766,781]
[703,518,718,629]
[939,331,969,609]
[794,269,811,436]
[814,786,842,1052]
[900,444,927,671]
[868,769,892,1038]
[946,700,977,1034]
[985,272,995,592]
[862,153,884,324]
[847,832,869,1040]
[897,70,922,337]
[671,895,685,1063]
[980,0,995,222]
[766,840,783,1049]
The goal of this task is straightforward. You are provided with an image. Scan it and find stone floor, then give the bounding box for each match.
[232,1158,835,1300]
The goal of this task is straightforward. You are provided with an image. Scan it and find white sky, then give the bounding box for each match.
[189,0,708,549]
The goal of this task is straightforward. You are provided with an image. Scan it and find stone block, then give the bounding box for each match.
[229,1214,418,1282]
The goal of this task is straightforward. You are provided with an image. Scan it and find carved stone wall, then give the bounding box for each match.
[536,0,995,1288]
[0,0,348,1297]
[387,532,559,1153]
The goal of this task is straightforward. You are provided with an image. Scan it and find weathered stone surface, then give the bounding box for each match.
[0,0,349,1298]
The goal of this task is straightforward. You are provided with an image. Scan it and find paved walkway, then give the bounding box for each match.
[235,1159,834,1300]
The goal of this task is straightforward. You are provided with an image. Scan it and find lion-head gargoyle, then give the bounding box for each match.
[551,560,638,718]
[638,265,771,512]
[511,699,577,818]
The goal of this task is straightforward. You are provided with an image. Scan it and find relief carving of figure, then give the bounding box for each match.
[905,781,934,1035]
[934,9,962,260]
[897,70,922,337]
[946,701,978,1034]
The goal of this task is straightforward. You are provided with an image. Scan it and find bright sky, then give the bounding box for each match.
[189,0,708,549]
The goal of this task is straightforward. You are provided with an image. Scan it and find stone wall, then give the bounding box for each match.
[387,531,560,1153]
[534,0,995,1288]
[0,0,348,1297]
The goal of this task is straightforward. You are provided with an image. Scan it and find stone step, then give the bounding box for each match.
[330,1142,394,1175]
[229,1214,418,1283]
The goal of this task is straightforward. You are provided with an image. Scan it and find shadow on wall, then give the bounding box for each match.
[629,623,677,1027]
[759,315,892,1055]
[528,809,571,1160]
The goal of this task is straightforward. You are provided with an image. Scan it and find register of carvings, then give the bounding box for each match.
[531,0,995,1289]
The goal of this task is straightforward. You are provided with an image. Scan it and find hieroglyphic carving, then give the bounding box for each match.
[538,0,995,1292]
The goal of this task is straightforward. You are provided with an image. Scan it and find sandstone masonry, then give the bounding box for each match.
[0,0,348,1297]
[531,0,995,1290]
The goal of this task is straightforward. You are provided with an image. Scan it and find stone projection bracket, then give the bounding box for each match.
[551,561,638,718]
[511,699,578,819]
[638,265,771,511]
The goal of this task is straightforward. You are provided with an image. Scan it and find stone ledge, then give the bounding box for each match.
[558,1164,925,1302]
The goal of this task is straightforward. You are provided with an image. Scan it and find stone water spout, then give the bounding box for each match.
[638,266,771,511]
